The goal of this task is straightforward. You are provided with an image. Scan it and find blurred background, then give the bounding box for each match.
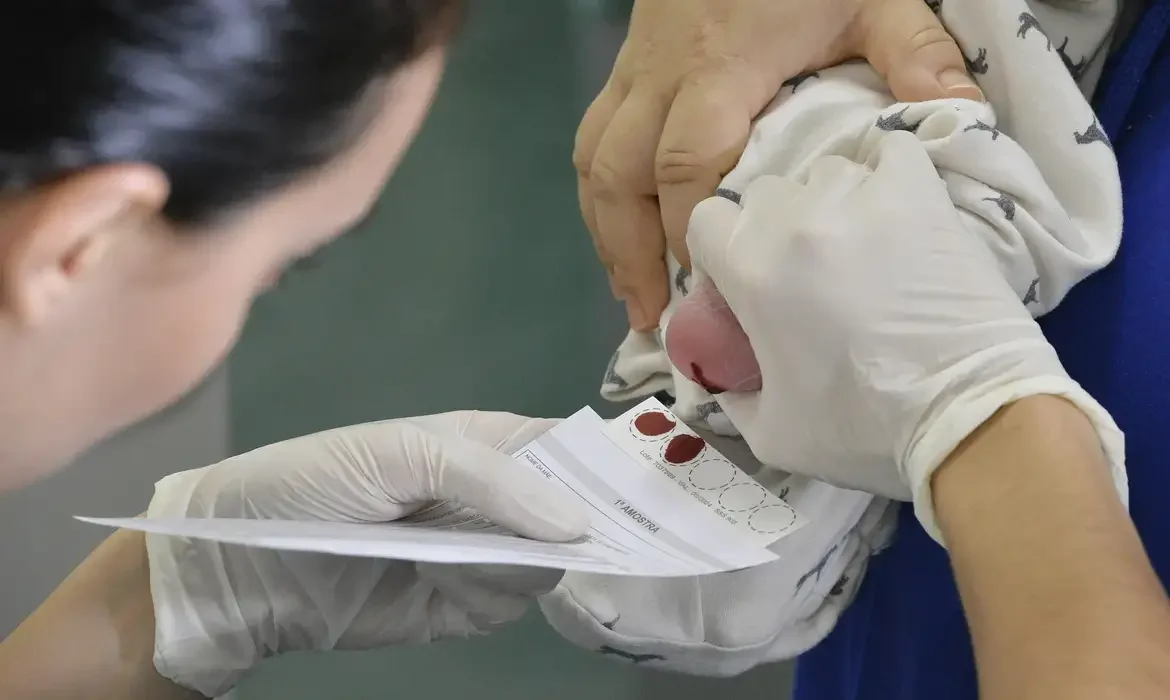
[0,1,794,697]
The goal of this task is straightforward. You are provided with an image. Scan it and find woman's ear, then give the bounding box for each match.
[0,164,169,325]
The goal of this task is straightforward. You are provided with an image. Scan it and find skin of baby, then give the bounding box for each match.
[664,276,762,394]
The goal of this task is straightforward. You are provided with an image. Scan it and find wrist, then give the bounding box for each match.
[0,529,204,700]
[934,396,1170,697]
[903,370,1127,545]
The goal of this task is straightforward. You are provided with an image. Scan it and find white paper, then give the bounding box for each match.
[80,399,804,577]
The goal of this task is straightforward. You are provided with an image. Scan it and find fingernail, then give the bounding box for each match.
[626,299,649,331]
[938,69,985,101]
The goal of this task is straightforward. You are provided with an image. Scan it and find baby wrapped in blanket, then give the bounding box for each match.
[540,0,1124,675]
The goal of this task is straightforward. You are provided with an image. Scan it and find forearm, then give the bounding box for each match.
[935,395,1170,698]
[0,530,204,700]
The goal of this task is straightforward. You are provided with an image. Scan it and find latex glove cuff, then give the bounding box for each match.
[906,376,1127,546]
[146,468,258,698]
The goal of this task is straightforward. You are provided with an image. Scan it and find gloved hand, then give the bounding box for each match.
[576,0,981,331]
[678,132,1126,542]
[144,411,589,698]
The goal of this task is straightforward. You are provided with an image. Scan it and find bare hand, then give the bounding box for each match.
[576,0,981,330]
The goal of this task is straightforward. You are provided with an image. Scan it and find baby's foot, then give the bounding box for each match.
[664,277,762,394]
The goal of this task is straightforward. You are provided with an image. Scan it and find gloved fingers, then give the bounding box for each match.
[418,562,559,628]
[333,563,438,649]
[774,155,874,263]
[864,131,938,181]
[452,413,559,454]
[800,155,871,202]
[414,429,590,541]
[402,411,559,454]
[677,178,806,395]
[714,390,763,439]
[862,132,961,214]
[692,174,813,303]
[420,562,565,598]
[306,418,586,538]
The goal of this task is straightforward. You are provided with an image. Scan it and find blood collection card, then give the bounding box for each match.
[79,398,805,577]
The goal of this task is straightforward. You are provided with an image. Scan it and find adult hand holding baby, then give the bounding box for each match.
[576,0,982,331]
[680,133,1125,542]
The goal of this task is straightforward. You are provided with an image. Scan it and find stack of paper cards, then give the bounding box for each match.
[80,399,805,577]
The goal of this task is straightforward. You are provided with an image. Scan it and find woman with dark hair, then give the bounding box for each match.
[0,3,595,698]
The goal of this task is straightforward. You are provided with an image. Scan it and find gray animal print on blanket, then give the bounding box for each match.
[876,107,920,132]
[603,351,628,389]
[984,192,1016,220]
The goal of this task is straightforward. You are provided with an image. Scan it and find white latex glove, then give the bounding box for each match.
[682,132,1126,543]
[145,411,589,698]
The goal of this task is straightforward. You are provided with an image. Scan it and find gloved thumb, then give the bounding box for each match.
[683,193,747,294]
[418,562,565,629]
[853,0,983,102]
[418,429,591,542]
[686,176,806,292]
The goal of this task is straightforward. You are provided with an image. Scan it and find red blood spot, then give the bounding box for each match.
[633,411,676,437]
[690,363,727,395]
[664,434,706,464]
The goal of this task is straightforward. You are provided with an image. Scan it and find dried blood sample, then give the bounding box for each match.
[664,434,705,464]
[633,411,676,437]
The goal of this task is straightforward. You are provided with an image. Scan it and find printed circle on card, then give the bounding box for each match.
[628,409,678,442]
[718,482,767,512]
[662,432,707,466]
[687,457,735,490]
[748,503,799,534]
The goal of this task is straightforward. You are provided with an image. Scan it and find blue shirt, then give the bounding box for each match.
[792,4,1170,697]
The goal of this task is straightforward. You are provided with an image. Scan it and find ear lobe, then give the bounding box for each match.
[0,164,169,325]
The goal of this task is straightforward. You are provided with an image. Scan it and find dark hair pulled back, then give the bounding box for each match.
[0,0,458,223]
